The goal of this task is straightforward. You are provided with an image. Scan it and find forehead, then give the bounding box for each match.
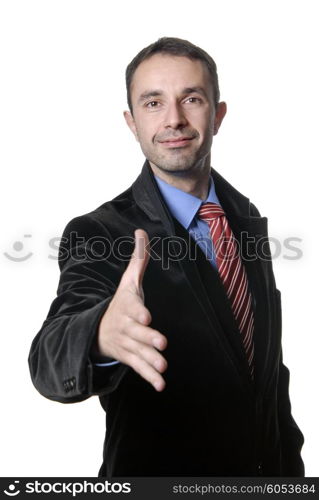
[130,54,212,100]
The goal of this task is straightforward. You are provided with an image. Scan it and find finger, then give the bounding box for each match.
[122,229,150,293]
[124,297,152,326]
[124,320,168,351]
[120,335,168,373]
[124,352,166,392]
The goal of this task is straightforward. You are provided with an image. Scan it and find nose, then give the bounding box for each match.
[164,101,188,129]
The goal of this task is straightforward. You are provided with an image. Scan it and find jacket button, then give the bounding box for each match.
[63,380,70,392]
[63,377,76,392]
[257,462,263,475]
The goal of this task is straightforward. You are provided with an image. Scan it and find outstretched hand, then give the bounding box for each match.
[97,229,168,391]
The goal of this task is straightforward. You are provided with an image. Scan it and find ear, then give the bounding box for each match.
[213,101,227,136]
[123,110,139,142]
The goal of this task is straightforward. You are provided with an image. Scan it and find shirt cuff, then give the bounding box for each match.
[94,360,121,367]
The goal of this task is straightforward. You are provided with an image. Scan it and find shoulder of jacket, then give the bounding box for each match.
[62,185,136,235]
[249,201,261,218]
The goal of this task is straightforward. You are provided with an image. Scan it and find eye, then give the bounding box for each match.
[146,100,160,108]
[184,96,202,104]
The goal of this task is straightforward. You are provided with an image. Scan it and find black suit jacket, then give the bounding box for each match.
[29,162,304,476]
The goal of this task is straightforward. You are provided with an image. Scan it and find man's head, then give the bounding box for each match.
[126,37,220,115]
[124,37,226,178]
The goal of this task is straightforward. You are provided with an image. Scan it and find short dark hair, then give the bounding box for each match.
[125,37,220,114]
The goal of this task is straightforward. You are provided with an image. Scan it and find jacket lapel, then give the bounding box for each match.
[213,169,273,392]
[173,218,255,389]
[132,162,272,393]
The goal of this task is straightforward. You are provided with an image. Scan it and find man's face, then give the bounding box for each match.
[124,54,226,175]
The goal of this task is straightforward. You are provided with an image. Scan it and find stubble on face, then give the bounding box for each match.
[129,55,216,179]
[136,124,214,177]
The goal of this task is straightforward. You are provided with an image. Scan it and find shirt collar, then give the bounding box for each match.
[154,174,221,230]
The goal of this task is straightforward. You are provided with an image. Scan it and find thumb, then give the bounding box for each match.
[121,229,150,296]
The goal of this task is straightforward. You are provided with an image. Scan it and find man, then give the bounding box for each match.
[29,37,304,477]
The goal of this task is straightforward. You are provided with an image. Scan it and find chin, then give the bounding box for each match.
[153,159,204,175]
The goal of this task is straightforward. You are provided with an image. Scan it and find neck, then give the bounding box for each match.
[149,156,211,200]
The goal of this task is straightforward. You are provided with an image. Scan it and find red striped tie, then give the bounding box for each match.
[198,202,255,377]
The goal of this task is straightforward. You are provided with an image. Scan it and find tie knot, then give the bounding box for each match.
[198,202,225,221]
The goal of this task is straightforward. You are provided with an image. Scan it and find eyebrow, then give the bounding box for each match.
[138,86,208,103]
[182,87,208,98]
[138,90,163,103]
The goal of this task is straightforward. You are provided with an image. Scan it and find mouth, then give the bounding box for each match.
[158,136,195,148]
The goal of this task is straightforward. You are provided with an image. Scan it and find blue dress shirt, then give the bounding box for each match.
[155,174,221,268]
[95,173,222,367]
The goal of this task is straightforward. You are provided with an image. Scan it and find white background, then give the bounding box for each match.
[1,0,318,477]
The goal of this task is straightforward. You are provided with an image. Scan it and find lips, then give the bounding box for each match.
[159,136,195,147]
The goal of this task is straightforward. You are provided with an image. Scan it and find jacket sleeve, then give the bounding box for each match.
[28,214,129,403]
[273,270,304,476]
[277,354,305,476]
[250,201,305,475]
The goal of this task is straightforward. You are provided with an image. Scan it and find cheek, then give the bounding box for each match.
[188,109,214,133]
[203,113,215,136]
[136,119,159,144]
